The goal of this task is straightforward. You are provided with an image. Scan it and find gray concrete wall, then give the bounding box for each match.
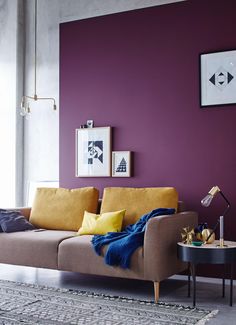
[22,0,184,204]
[16,0,25,206]
[0,0,19,207]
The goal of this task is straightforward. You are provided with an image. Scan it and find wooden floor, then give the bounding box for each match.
[0,264,235,324]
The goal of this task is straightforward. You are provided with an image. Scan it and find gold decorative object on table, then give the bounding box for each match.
[181,227,195,244]
[202,228,215,244]
[196,232,203,241]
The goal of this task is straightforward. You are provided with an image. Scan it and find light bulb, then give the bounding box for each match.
[201,194,214,207]
[20,109,25,116]
[20,106,27,116]
[20,98,27,116]
[27,104,31,114]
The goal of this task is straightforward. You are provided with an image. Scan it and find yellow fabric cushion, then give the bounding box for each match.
[29,187,99,231]
[101,187,178,228]
[78,210,125,235]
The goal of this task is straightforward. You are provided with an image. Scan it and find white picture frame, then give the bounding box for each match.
[112,151,131,177]
[76,127,111,177]
[200,49,236,107]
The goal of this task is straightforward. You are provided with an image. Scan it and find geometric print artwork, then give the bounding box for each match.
[200,50,236,107]
[88,141,103,165]
[112,151,131,177]
[116,157,127,173]
[76,127,111,177]
[209,66,234,91]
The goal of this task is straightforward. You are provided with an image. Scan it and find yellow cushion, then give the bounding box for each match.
[29,187,99,231]
[101,187,178,228]
[78,210,125,235]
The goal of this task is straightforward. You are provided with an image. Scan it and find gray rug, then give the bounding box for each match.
[0,279,218,324]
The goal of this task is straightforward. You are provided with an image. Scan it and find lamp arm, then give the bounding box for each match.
[219,191,231,216]
[205,218,220,243]
[205,190,230,243]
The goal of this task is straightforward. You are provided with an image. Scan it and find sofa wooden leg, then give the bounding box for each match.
[154,281,160,303]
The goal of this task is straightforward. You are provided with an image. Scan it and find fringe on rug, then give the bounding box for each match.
[196,309,219,325]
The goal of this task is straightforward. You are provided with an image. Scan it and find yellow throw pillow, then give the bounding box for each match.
[78,210,125,235]
[101,187,178,228]
[29,187,99,231]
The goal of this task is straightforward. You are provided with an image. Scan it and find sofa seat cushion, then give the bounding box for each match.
[0,230,75,269]
[58,235,144,280]
[101,187,178,228]
[29,187,99,231]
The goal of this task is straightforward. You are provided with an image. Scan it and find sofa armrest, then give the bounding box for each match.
[3,207,31,220]
[143,211,198,282]
[19,207,31,220]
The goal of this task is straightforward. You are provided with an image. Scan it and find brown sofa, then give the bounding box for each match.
[0,187,198,302]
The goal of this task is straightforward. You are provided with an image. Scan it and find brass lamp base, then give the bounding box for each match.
[216,238,228,248]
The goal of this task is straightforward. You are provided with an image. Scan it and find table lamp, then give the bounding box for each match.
[201,186,231,247]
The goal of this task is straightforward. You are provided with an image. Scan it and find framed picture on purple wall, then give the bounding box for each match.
[76,127,111,177]
[200,49,236,107]
[112,151,131,177]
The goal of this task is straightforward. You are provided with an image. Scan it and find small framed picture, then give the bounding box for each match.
[200,49,236,107]
[112,151,131,177]
[87,120,94,128]
[76,127,111,177]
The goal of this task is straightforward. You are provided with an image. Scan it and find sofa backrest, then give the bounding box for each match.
[178,201,185,212]
[100,187,179,228]
[97,199,184,214]
[29,187,99,231]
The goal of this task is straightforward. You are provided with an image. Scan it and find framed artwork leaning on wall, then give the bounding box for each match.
[76,127,111,177]
[200,49,236,107]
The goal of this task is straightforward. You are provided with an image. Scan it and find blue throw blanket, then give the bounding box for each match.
[91,208,175,269]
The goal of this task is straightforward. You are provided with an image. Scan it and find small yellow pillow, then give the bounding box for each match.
[78,210,125,235]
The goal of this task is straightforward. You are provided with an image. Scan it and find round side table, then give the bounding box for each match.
[177,240,236,307]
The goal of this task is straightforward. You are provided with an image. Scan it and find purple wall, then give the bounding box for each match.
[60,0,236,276]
